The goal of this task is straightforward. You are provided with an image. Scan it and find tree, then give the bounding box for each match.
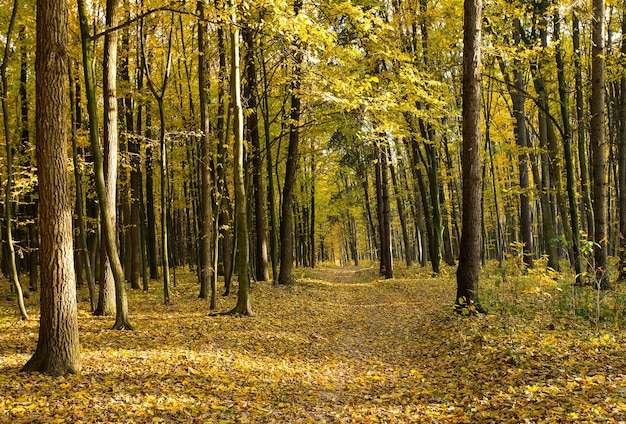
[197,0,214,303]
[229,0,252,316]
[77,0,132,329]
[591,0,609,288]
[278,0,304,285]
[22,0,81,375]
[1,0,28,320]
[456,0,483,312]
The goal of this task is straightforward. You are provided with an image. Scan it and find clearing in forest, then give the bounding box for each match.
[1,263,626,422]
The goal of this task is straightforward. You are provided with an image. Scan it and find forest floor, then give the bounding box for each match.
[2,261,626,423]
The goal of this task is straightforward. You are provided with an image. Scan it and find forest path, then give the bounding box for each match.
[7,265,625,422]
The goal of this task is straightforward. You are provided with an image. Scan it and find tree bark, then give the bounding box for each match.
[0,0,28,320]
[197,0,213,303]
[554,12,583,280]
[243,24,270,282]
[229,0,252,315]
[69,65,96,312]
[573,13,595,245]
[591,0,609,288]
[23,0,81,374]
[278,0,303,285]
[456,0,483,312]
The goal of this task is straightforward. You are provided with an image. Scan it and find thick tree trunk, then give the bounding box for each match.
[23,0,81,374]
[456,0,483,312]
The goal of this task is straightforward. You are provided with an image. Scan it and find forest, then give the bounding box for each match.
[2,0,626,421]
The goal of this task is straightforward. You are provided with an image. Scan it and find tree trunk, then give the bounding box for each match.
[143,19,174,304]
[229,0,252,315]
[78,0,132,329]
[619,11,626,281]
[376,145,393,278]
[243,24,270,282]
[0,0,28,320]
[555,12,583,281]
[573,13,595,245]
[591,0,609,288]
[278,0,304,285]
[69,65,96,312]
[510,21,534,268]
[390,158,413,266]
[259,36,279,279]
[456,0,483,313]
[197,0,213,303]
[23,0,81,374]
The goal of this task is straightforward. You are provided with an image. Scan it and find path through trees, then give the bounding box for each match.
[4,266,626,421]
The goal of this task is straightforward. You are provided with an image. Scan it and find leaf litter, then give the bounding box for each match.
[1,263,626,423]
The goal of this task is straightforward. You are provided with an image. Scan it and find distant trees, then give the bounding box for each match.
[3,0,626,345]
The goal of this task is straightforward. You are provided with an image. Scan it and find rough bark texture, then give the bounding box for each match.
[591,0,609,288]
[456,0,482,311]
[23,0,81,375]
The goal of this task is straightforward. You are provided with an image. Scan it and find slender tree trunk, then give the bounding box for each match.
[375,145,393,278]
[78,0,132,329]
[591,0,609,288]
[229,0,252,315]
[216,20,233,294]
[23,0,81,374]
[0,0,28,320]
[456,0,483,312]
[259,37,279,280]
[69,65,96,312]
[197,0,213,302]
[278,0,304,285]
[244,24,270,282]
[573,12,595,246]
[618,11,626,281]
[390,158,413,266]
[533,71,560,271]
[143,20,174,304]
[510,22,534,268]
